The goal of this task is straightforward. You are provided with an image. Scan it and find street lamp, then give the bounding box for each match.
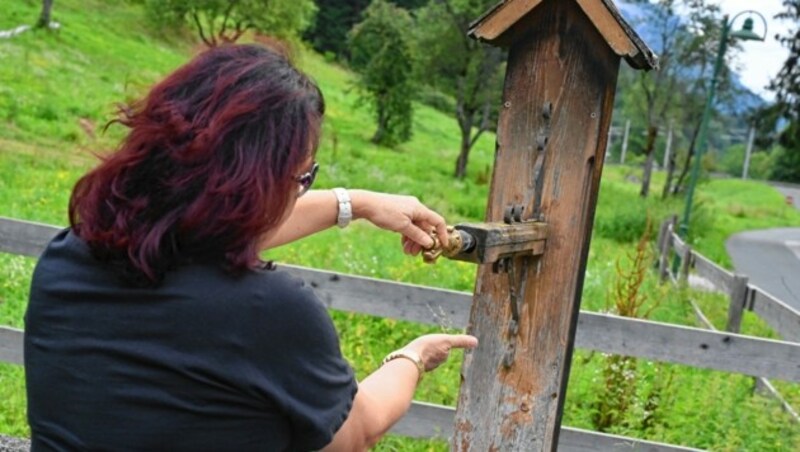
[678,11,767,238]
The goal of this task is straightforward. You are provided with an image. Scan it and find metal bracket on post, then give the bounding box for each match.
[422,204,547,367]
[494,204,534,368]
[421,216,548,265]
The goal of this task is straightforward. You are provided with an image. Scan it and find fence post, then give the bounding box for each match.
[658,216,677,283]
[679,246,692,284]
[726,275,750,333]
[453,1,657,449]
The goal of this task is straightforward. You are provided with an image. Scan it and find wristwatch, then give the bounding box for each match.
[381,349,425,382]
[332,188,352,228]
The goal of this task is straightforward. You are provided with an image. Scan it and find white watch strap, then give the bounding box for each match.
[332,188,352,228]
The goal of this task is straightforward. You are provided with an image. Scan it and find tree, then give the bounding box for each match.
[305,0,369,57]
[768,0,800,182]
[619,0,735,198]
[145,0,317,47]
[661,1,742,197]
[305,0,427,59]
[413,0,505,179]
[348,0,415,146]
[625,0,684,198]
[36,0,54,29]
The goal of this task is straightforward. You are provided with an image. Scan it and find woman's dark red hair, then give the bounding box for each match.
[69,44,324,284]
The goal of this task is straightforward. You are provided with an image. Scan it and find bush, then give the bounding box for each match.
[719,144,745,177]
[415,86,455,114]
[595,183,667,242]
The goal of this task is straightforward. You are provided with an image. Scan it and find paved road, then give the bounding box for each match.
[727,229,800,310]
[726,183,800,311]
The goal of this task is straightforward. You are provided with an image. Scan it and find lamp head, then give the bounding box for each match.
[730,17,764,41]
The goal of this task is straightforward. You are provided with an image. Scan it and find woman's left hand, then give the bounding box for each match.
[350,190,449,256]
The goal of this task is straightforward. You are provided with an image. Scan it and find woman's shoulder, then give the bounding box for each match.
[219,265,327,316]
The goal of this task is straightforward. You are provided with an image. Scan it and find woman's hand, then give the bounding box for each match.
[402,334,478,372]
[350,190,449,256]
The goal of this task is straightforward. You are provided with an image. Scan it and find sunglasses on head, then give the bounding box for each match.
[295,162,319,197]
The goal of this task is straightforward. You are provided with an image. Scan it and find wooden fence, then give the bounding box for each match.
[3,216,800,450]
[656,216,800,420]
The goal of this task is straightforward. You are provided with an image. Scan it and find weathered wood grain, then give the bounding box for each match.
[0,326,24,365]
[657,218,676,283]
[725,275,749,333]
[574,0,637,57]
[692,251,734,294]
[281,265,472,330]
[454,2,625,449]
[0,217,61,258]
[468,0,658,70]
[393,402,702,451]
[469,0,544,42]
[670,232,689,258]
[679,244,692,283]
[576,312,800,382]
[750,286,800,343]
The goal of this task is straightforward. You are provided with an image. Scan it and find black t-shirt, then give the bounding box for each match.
[24,229,357,451]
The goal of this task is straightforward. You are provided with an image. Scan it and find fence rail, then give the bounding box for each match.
[655,217,800,423]
[654,217,800,342]
[2,216,798,449]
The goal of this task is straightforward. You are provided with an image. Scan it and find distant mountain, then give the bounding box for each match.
[615,0,766,115]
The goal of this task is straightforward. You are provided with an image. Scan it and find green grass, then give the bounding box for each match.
[1,0,800,449]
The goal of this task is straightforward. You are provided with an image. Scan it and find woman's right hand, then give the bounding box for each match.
[402,334,478,372]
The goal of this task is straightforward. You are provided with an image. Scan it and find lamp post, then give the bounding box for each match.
[679,11,767,237]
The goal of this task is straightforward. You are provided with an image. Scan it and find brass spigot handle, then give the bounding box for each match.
[422,226,467,264]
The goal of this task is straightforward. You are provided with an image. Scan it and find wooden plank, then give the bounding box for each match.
[671,232,689,258]
[0,326,24,365]
[750,286,800,343]
[454,2,623,449]
[3,287,797,381]
[575,312,800,382]
[574,0,638,58]
[692,252,734,294]
[725,275,749,333]
[3,217,798,381]
[469,0,545,42]
[0,217,61,258]
[392,402,701,451]
[281,265,472,329]
[657,218,676,283]
[468,0,658,71]
[690,299,715,330]
[558,427,702,452]
[679,244,692,283]
[390,401,455,439]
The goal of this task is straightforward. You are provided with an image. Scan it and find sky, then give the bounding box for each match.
[714,0,794,102]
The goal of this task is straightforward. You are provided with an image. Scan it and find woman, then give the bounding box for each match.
[24,44,477,451]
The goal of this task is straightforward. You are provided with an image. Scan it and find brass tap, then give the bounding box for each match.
[422,226,466,264]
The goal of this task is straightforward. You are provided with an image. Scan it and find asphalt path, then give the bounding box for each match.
[726,183,800,311]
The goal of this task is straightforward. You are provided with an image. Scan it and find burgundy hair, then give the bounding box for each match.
[69,44,324,284]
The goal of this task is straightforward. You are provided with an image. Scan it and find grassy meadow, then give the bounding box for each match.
[2,0,800,449]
